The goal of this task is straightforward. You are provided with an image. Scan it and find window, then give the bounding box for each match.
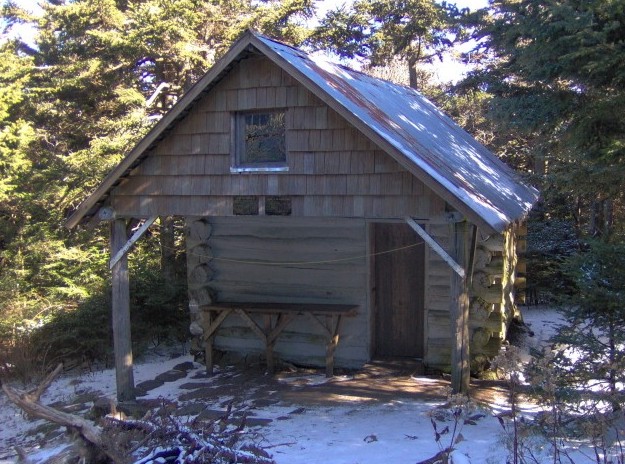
[233,196,259,215]
[233,111,287,170]
[231,196,292,216]
[265,196,292,216]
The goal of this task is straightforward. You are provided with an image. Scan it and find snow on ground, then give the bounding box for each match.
[0,306,602,464]
[257,399,502,463]
[521,304,565,350]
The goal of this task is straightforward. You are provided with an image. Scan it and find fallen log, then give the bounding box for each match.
[2,365,275,464]
[1,363,125,463]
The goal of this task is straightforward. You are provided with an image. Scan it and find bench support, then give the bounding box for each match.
[200,303,357,376]
[203,308,233,375]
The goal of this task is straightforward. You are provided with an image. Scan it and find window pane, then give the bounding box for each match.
[243,112,286,163]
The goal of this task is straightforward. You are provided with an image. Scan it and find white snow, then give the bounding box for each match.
[0,306,605,464]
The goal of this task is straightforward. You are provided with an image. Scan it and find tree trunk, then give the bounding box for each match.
[408,56,419,90]
[160,216,176,282]
[603,198,614,237]
[588,199,599,237]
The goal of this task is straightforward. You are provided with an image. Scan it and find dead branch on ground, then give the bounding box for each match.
[1,363,125,463]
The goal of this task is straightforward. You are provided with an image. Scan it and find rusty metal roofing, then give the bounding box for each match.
[66,30,538,232]
[253,33,538,232]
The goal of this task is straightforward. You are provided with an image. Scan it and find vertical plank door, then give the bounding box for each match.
[373,222,425,358]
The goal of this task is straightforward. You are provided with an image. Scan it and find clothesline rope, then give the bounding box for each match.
[179,240,425,266]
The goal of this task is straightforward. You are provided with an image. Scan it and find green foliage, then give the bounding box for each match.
[0,0,313,373]
[27,247,188,371]
[128,236,189,353]
[310,0,468,89]
[528,241,625,416]
[523,219,579,300]
[29,285,113,367]
[464,0,625,238]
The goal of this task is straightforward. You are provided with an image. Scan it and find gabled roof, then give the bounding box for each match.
[66,29,538,233]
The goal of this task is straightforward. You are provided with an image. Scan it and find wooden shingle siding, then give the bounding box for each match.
[195,216,369,368]
[110,55,443,220]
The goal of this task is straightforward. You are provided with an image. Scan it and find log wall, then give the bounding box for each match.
[423,224,521,372]
[186,216,369,368]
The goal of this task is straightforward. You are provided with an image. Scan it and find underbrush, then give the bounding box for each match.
[103,402,274,464]
[494,345,625,464]
[1,267,189,385]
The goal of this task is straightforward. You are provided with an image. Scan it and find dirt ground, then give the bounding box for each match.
[0,354,516,463]
[170,358,512,412]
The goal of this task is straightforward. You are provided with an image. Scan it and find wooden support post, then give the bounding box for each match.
[449,221,476,395]
[110,219,136,402]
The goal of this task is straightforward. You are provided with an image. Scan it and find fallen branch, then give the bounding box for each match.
[1,364,125,463]
[26,362,64,402]
[3,365,274,464]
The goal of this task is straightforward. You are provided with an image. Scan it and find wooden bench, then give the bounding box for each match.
[200,302,359,377]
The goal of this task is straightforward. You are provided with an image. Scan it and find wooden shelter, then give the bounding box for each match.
[66,30,538,401]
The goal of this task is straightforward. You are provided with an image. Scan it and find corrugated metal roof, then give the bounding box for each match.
[253,33,538,232]
[66,30,538,232]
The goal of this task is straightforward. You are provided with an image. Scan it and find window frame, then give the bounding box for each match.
[230,109,288,173]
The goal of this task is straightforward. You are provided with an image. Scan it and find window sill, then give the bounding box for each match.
[230,166,289,174]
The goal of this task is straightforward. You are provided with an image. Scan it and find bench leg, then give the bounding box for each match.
[326,337,338,377]
[266,344,275,374]
[205,335,214,375]
[264,315,275,374]
[325,315,342,377]
[202,308,233,376]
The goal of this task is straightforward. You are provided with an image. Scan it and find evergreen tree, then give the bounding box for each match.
[310,0,469,90]
[465,0,625,238]
[0,0,314,363]
[465,0,625,441]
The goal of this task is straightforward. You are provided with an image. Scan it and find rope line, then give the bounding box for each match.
[180,240,425,266]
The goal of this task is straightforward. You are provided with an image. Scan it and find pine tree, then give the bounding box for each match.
[466,0,625,238]
[310,0,468,90]
[0,0,314,360]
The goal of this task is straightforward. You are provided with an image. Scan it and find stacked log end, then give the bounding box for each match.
[469,223,524,370]
[185,218,216,355]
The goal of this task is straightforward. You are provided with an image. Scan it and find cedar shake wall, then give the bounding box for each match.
[109,55,445,219]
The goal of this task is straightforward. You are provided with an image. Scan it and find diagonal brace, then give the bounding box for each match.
[405,216,465,278]
[109,216,158,269]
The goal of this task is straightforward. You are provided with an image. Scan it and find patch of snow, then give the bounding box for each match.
[449,449,472,464]
[0,308,606,464]
[520,304,566,349]
[260,401,505,463]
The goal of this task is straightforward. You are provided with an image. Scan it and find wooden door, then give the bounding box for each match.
[373,222,425,358]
